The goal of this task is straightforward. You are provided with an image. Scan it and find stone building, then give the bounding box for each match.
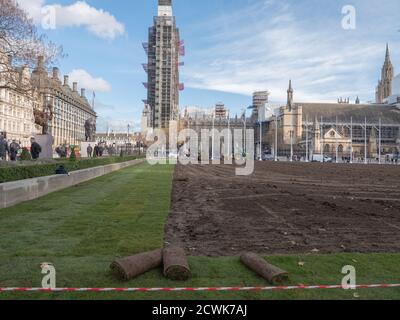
[31,56,97,147]
[180,103,252,158]
[96,132,143,148]
[262,81,400,160]
[0,55,41,147]
[376,44,394,103]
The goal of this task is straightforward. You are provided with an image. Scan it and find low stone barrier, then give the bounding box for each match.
[0,159,144,209]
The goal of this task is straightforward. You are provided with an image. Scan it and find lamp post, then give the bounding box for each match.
[305,114,309,162]
[350,117,353,164]
[364,117,367,164]
[274,115,278,162]
[378,118,382,165]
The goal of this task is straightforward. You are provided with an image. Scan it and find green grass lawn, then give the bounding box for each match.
[0,162,399,300]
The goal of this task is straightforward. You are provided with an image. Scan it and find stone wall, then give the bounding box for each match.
[0,159,144,209]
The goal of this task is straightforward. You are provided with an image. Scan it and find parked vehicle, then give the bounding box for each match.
[262,153,275,161]
[312,154,333,163]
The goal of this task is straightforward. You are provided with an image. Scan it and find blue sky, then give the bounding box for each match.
[17,0,400,132]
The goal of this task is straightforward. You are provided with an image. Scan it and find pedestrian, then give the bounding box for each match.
[98,145,104,157]
[87,144,93,158]
[0,134,9,161]
[93,144,99,158]
[9,139,20,161]
[30,137,42,160]
[55,165,69,175]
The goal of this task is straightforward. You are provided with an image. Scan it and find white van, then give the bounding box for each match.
[312,154,333,163]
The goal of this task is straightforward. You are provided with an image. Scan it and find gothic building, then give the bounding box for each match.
[144,0,181,129]
[376,44,394,103]
[262,81,400,160]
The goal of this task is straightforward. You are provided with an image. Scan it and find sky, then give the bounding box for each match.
[16,0,400,132]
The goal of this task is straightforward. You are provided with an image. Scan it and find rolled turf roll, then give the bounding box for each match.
[111,249,163,281]
[240,252,289,284]
[163,246,192,281]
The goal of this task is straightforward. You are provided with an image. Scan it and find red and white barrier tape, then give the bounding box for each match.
[1,284,400,293]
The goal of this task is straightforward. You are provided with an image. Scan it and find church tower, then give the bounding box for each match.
[145,0,181,129]
[376,44,394,103]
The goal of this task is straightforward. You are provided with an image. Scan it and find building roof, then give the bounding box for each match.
[295,102,400,124]
[31,63,95,116]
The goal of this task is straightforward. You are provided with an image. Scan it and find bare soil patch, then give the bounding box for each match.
[165,162,400,257]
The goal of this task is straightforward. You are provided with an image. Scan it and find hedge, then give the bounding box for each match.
[0,156,142,183]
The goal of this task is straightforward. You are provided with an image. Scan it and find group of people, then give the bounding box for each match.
[0,134,42,161]
[53,143,106,159]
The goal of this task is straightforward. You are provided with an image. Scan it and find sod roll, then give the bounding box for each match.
[240,252,289,284]
[163,246,192,281]
[111,249,163,281]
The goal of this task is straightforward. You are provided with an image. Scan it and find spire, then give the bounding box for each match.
[287,79,294,110]
[385,43,390,61]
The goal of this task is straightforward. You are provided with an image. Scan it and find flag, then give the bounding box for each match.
[178,83,184,91]
[143,82,148,89]
[179,45,185,56]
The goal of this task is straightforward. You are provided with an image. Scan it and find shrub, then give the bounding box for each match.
[20,148,32,161]
[70,147,77,162]
[0,155,141,183]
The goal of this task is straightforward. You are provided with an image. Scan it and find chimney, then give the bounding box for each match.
[63,75,69,86]
[37,56,45,69]
[52,67,60,80]
[81,88,86,97]
[73,82,78,92]
[7,55,12,66]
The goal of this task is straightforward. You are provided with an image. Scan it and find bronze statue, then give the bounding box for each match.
[34,103,54,135]
[85,118,96,141]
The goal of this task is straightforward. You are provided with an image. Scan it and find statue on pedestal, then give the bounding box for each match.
[85,118,96,142]
[34,102,54,135]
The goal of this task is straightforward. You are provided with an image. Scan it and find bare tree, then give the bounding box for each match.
[0,0,63,91]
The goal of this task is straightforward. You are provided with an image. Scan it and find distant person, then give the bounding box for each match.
[58,144,68,158]
[0,134,9,160]
[93,144,99,158]
[55,165,69,175]
[30,137,42,160]
[9,140,20,161]
[87,144,93,158]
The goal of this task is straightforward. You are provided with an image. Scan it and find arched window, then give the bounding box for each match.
[324,144,330,153]
[338,145,344,153]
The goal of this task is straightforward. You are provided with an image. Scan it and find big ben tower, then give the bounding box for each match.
[143,0,183,129]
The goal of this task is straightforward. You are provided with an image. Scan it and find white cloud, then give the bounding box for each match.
[95,101,139,133]
[68,69,112,92]
[17,0,125,40]
[183,0,399,103]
